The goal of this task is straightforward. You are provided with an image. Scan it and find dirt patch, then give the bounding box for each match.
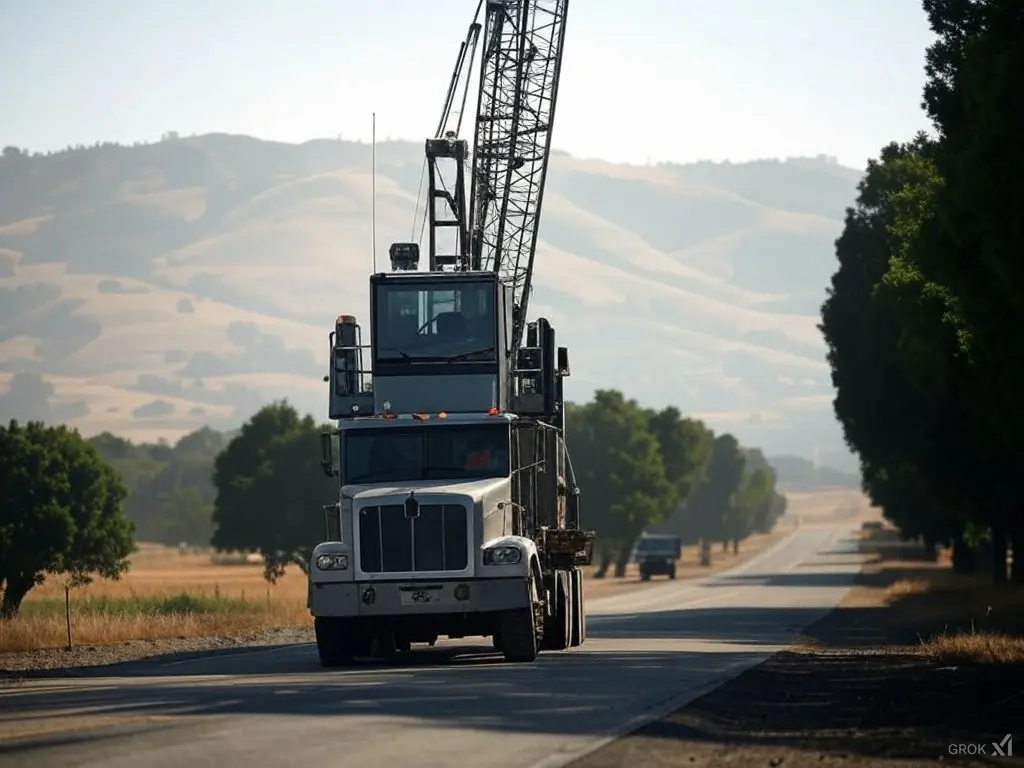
[571,532,1024,768]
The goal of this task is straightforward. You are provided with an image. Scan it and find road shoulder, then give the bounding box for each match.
[568,533,1024,768]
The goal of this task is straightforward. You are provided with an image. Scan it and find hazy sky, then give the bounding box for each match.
[3,0,936,169]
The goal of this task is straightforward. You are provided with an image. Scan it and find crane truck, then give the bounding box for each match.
[309,0,595,666]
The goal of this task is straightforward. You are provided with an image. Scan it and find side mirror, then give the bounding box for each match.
[319,431,336,478]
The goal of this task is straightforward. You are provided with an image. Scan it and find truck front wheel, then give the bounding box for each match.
[315,616,355,667]
[501,574,540,663]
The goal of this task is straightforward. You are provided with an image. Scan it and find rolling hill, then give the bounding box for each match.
[0,135,861,470]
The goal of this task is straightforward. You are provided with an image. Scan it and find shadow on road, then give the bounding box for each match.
[0,646,760,749]
[706,571,862,589]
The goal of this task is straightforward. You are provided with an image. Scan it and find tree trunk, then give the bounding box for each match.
[699,540,711,567]
[991,524,1008,584]
[613,542,632,578]
[594,544,613,578]
[721,540,728,553]
[732,539,739,555]
[0,574,34,620]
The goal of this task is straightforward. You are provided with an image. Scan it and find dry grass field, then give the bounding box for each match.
[0,536,785,655]
[805,525,1024,665]
[0,490,869,656]
[0,544,312,654]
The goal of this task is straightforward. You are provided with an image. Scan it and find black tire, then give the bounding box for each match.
[669,564,677,580]
[315,617,355,668]
[570,569,586,647]
[640,570,651,581]
[501,573,540,663]
[542,572,571,651]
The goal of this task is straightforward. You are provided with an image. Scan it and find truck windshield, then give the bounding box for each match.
[373,278,497,362]
[342,423,510,484]
[637,537,678,554]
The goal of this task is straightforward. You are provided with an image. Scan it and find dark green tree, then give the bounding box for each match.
[645,406,714,507]
[911,0,1024,579]
[682,433,746,563]
[567,391,675,577]
[0,419,134,618]
[729,467,773,551]
[819,138,985,570]
[741,449,787,534]
[211,401,333,582]
[90,426,227,545]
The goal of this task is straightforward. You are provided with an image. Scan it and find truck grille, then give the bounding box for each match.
[357,504,469,573]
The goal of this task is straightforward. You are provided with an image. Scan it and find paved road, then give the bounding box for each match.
[0,525,864,768]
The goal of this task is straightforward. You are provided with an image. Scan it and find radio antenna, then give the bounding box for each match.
[371,112,377,272]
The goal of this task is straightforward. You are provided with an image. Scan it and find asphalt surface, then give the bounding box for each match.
[0,524,864,768]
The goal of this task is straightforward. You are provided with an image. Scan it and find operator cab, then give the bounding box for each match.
[325,242,570,425]
[373,274,499,367]
[368,266,512,415]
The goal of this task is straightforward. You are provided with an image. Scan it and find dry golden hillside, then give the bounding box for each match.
[0,136,861,464]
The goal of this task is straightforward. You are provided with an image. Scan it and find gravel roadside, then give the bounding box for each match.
[0,626,314,679]
[567,557,1024,768]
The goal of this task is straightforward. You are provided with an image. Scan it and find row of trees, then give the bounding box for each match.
[819,0,1022,582]
[88,427,228,545]
[567,391,785,576]
[0,392,786,616]
[205,394,786,580]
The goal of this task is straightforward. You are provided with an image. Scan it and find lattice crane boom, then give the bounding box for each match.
[469,0,568,352]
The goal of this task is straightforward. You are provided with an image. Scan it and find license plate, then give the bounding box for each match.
[400,588,440,606]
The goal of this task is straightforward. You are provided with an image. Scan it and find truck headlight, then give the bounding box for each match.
[483,546,522,565]
[315,553,349,570]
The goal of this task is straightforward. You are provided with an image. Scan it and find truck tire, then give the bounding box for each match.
[315,617,355,667]
[669,563,677,580]
[501,573,540,663]
[542,572,571,651]
[640,569,651,582]
[570,569,586,647]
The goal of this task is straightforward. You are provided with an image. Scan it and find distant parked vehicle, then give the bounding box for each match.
[632,533,682,581]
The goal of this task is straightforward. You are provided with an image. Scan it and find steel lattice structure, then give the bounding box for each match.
[421,0,568,354]
[469,0,568,352]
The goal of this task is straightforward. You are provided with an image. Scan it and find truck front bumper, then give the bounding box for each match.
[638,558,675,574]
[309,577,529,618]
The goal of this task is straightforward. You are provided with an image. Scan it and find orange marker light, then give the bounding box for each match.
[488,407,499,415]
[411,413,429,421]
[438,411,448,420]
